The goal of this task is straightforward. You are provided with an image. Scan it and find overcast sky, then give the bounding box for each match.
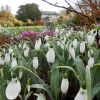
[0,0,68,14]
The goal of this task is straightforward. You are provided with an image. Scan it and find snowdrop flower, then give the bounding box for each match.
[35,39,41,50]
[75,88,87,100]
[45,42,50,47]
[68,54,71,60]
[59,29,62,34]
[79,31,84,37]
[55,27,59,34]
[73,39,78,49]
[66,33,71,37]
[6,78,21,100]
[45,35,49,41]
[69,46,75,60]
[18,43,22,48]
[19,71,23,79]
[88,57,94,68]
[87,35,95,45]
[11,58,17,68]
[61,77,69,93]
[3,48,6,53]
[34,93,46,100]
[32,57,39,69]
[27,85,30,92]
[80,41,85,53]
[23,43,27,49]
[64,37,66,43]
[0,56,4,65]
[46,48,55,63]
[24,47,29,57]
[57,41,61,46]
[9,48,13,54]
[5,53,10,63]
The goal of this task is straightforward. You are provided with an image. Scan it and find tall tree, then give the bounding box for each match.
[16,3,41,22]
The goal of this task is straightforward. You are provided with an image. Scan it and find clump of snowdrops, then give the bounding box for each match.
[0,28,100,100]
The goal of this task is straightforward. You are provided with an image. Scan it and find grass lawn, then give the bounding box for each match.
[1,26,44,36]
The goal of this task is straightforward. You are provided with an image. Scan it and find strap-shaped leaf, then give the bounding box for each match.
[75,57,86,86]
[92,83,100,99]
[86,66,91,100]
[31,84,46,91]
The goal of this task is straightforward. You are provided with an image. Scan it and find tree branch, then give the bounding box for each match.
[42,0,94,23]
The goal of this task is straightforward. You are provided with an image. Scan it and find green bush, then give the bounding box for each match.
[14,20,24,26]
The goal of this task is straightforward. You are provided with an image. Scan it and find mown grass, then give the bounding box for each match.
[0,26,44,36]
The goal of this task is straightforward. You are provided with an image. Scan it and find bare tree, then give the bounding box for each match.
[42,0,100,29]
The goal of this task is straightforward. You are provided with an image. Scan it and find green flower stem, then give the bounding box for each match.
[54,66,82,86]
[13,66,55,100]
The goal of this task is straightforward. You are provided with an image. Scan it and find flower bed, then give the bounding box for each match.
[0,28,100,100]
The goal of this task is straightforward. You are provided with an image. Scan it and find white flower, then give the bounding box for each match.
[34,93,46,100]
[3,48,6,53]
[18,43,22,48]
[32,57,39,69]
[6,78,21,100]
[19,71,23,79]
[23,43,27,49]
[27,85,30,92]
[88,57,94,68]
[11,58,17,68]
[24,47,29,57]
[68,54,71,60]
[64,37,66,43]
[61,78,69,93]
[9,48,13,54]
[87,35,95,45]
[5,53,10,63]
[55,27,59,34]
[73,39,78,49]
[75,88,87,100]
[0,57,4,65]
[80,41,85,53]
[79,31,84,37]
[57,41,61,46]
[45,35,49,41]
[35,39,41,50]
[46,48,55,63]
[69,46,75,60]
[45,42,50,47]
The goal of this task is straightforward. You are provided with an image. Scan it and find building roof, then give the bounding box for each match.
[41,11,59,15]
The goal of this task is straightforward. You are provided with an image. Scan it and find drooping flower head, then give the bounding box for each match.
[6,78,21,100]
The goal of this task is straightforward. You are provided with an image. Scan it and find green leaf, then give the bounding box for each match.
[75,57,86,87]
[92,83,100,99]
[50,69,60,100]
[30,84,46,91]
[93,48,99,63]
[25,91,33,100]
[13,66,55,100]
[91,64,100,86]
[0,74,7,100]
[86,66,91,100]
